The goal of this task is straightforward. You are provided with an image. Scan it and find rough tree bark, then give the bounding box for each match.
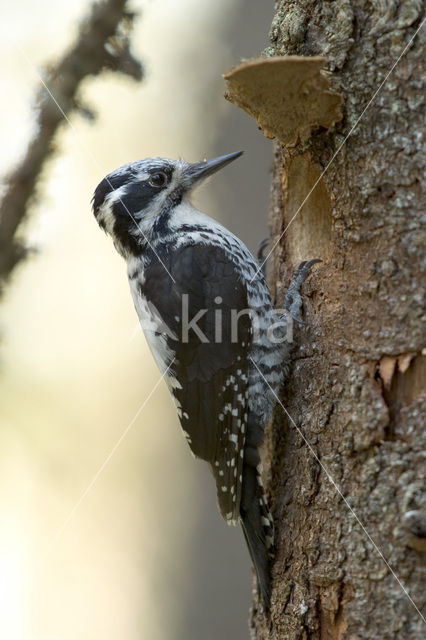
[252,2,425,639]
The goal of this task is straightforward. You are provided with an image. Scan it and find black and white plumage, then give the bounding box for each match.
[92,151,317,607]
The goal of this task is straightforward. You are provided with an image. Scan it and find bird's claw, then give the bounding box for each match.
[257,238,270,276]
[284,259,321,324]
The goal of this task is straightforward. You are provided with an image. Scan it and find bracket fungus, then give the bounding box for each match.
[223,56,342,146]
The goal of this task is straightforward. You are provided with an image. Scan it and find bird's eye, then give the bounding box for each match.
[149,172,167,188]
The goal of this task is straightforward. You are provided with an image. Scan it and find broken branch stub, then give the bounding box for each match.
[223,56,342,146]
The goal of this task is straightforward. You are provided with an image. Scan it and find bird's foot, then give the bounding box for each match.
[284,259,321,325]
[257,238,269,276]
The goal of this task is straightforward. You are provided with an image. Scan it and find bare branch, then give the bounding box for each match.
[0,0,143,295]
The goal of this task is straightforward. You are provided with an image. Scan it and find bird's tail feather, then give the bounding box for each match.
[240,462,274,609]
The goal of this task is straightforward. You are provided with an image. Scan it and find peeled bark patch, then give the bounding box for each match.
[281,153,332,264]
[223,56,342,146]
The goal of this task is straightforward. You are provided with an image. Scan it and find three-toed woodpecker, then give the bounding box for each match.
[92,151,318,607]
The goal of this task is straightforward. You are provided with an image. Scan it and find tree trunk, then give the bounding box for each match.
[253,2,425,639]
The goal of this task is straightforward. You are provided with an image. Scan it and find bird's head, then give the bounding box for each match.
[92,151,243,258]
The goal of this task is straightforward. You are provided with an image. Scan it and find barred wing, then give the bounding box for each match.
[140,243,252,523]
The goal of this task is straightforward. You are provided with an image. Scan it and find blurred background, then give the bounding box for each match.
[0,0,274,638]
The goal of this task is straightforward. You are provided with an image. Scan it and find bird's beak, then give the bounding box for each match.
[184,150,243,187]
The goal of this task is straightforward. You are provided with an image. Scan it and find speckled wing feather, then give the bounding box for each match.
[140,243,252,523]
